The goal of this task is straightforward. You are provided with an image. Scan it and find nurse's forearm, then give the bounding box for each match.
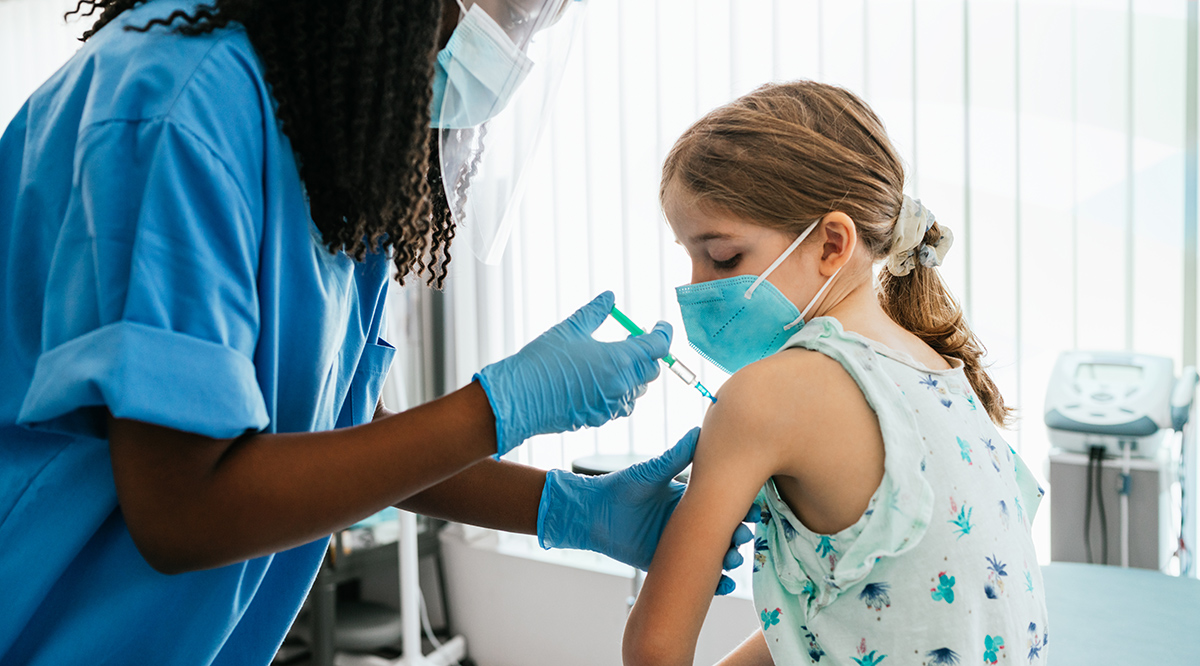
[396,458,545,535]
[108,381,498,575]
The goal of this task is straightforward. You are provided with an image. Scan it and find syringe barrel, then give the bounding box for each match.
[668,360,697,386]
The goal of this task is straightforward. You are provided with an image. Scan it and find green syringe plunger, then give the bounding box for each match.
[609,305,717,403]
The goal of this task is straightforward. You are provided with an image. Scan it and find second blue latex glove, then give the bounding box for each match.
[475,291,670,456]
[538,427,761,595]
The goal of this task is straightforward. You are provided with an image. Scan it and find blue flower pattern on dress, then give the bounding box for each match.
[930,572,956,603]
[800,626,825,662]
[816,535,837,558]
[956,437,973,465]
[919,375,953,408]
[926,647,960,665]
[949,505,973,539]
[851,650,887,666]
[753,537,769,573]
[985,554,1007,597]
[859,582,891,610]
[983,635,1004,664]
[1026,622,1048,660]
[761,607,782,629]
[781,516,798,541]
[983,438,1001,472]
[987,556,1007,575]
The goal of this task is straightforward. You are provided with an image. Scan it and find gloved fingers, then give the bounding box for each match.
[731,522,754,548]
[622,321,671,384]
[627,320,672,361]
[744,503,762,524]
[563,291,616,335]
[639,427,700,482]
[615,397,636,419]
[722,545,744,570]
[715,574,736,596]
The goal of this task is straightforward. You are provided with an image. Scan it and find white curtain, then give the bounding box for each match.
[6,1,1198,560]
[444,0,1199,559]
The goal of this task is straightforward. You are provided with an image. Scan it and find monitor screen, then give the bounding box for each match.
[1075,362,1143,385]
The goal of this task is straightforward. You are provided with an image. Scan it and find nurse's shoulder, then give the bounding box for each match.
[56,1,270,170]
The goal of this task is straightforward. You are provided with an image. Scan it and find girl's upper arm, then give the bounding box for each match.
[623,356,818,666]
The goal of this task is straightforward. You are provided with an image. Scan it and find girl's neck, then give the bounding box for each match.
[816,278,953,371]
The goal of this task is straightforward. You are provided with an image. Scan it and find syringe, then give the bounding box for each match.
[610,305,717,403]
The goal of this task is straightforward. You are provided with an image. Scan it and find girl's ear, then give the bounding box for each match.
[818,212,857,275]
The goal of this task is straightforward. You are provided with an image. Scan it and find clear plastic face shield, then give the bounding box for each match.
[434,0,587,264]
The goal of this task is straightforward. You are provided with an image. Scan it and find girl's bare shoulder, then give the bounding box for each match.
[702,347,873,461]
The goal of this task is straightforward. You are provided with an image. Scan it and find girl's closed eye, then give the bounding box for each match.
[712,254,740,270]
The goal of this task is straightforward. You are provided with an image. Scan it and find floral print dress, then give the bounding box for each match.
[751,318,1047,666]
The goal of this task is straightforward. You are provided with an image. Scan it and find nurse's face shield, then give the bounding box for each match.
[437,0,587,264]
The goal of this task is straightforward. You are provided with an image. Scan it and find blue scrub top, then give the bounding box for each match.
[0,2,396,663]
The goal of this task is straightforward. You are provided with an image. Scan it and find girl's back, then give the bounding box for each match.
[753,318,1046,665]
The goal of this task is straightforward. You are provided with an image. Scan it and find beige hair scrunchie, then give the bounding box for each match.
[885,195,954,277]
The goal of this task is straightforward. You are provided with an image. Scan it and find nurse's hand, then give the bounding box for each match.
[537,427,760,595]
[475,291,669,456]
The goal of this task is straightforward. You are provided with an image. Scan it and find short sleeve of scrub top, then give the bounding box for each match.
[19,117,270,440]
[0,2,395,663]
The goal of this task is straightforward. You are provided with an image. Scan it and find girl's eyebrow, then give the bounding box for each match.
[689,231,737,243]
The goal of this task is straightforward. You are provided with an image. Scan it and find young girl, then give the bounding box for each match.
[623,81,1047,666]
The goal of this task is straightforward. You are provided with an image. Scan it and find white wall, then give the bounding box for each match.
[447,0,1200,568]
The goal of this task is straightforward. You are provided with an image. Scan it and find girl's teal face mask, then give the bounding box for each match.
[675,222,845,375]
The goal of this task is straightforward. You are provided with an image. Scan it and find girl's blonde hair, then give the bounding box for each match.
[662,80,1012,426]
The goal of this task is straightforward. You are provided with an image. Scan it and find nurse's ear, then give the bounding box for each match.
[817,211,858,277]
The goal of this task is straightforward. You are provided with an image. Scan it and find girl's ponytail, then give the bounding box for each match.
[878,222,1013,426]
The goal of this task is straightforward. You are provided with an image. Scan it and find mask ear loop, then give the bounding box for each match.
[744,221,821,299]
[784,262,845,330]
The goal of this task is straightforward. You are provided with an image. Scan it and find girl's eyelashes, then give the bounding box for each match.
[712,255,741,270]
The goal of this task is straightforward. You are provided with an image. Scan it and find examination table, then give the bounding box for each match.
[1043,562,1200,664]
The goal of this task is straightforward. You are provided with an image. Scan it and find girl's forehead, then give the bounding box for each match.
[665,200,778,246]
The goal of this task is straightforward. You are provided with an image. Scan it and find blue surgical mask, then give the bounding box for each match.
[431,3,534,129]
[676,223,845,375]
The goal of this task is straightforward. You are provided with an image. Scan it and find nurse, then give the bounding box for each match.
[0,0,749,663]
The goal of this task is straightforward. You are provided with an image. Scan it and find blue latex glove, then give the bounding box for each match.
[475,291,670,456]
[538,427,761,595]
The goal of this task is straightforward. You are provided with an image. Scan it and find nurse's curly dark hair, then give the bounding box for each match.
[66,0,457,287]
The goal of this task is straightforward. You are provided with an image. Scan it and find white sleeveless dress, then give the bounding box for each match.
[751,317,1047,666]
